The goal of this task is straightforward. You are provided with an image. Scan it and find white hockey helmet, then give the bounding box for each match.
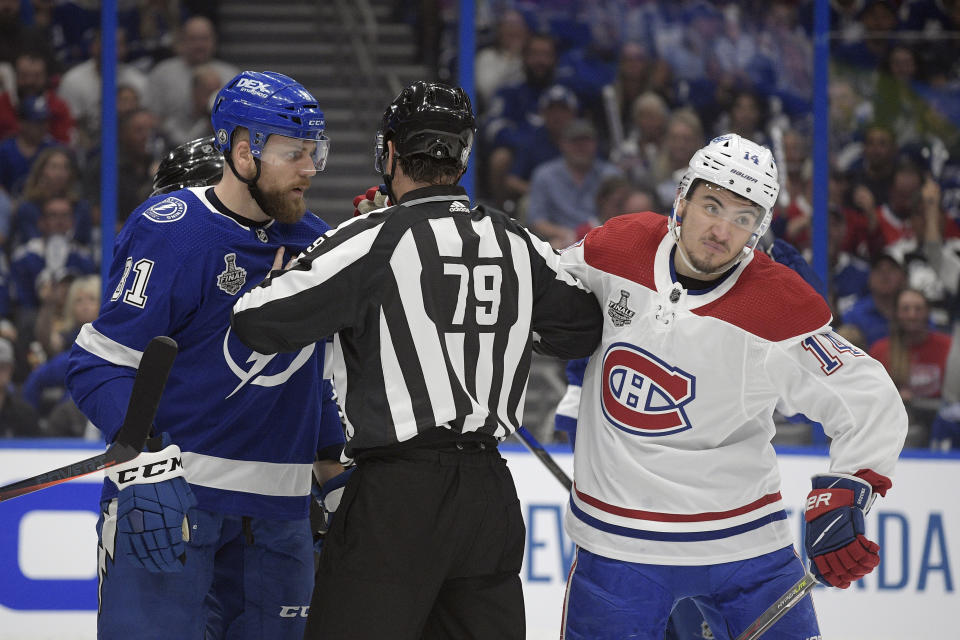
[669,133,780,255]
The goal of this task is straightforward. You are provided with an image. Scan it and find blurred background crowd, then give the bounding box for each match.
[0,0,957,453]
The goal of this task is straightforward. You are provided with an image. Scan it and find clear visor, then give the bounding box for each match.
[681,196,764,233]
[259,133,330,174]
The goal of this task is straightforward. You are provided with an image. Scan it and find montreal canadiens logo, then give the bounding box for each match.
[601,343,695,436]
[143,197,187,223]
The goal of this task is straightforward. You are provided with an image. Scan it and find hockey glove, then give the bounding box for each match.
[352,185,391,217]
[803,473,879,588]
[319,467,354,532]
[107,432,196,573]
[309,483,326,554]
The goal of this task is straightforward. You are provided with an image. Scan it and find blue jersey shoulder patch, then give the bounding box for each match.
[143,197,188,223]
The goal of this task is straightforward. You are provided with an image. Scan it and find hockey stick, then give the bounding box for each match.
[515,425,572,491]
[733,570,817,640]
[0,336,179,502]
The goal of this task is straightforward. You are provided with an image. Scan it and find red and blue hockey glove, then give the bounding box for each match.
[352,185,391,217]
[107,433,196,573]
[803,472,881,588]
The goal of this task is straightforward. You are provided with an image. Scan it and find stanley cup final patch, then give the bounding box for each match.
[607,290,636,327]
[217,253,247,295]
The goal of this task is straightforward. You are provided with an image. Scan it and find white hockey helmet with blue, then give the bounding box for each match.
[670,133,780,255]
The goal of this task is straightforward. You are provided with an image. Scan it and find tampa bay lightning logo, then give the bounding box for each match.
[143,197,187,223]
[222,327,314,398]
[600,342,695,436]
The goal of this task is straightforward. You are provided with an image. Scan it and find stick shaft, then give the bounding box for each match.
[0,336,178,502]
[515,426,572,491]
[734,571,817,640]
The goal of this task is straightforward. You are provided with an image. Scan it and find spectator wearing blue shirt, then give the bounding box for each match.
[23,349,69,416]
[526,119,622,248]
[13,147,94,248]
[483,33,560,205]
[0,94,55,197]
[829,208,871,317]
[841,251,907,348]
[0,336,40,437]
[10,196,97,313]
[659,1,723,85]
[831,0,901,73]
[504,84,578,203]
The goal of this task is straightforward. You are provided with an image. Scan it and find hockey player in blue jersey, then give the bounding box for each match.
[66,71,345,640]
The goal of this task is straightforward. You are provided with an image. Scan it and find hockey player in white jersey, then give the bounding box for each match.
[558,133,908,639]
[66,72,344,640]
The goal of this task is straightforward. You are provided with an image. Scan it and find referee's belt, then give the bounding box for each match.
[355,429,499,463]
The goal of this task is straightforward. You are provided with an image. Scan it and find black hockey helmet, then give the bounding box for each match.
[374,81,476,175]
[151,135,224,196]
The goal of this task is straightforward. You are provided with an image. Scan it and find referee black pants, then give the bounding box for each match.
[304,443,526,640]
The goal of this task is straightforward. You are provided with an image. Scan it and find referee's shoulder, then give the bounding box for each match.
[472,202,528,234]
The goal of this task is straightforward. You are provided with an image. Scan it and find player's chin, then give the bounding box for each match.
[271,200,307,224]
[690,254,726,273]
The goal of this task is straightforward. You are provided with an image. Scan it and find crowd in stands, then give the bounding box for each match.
[1,0,958,452]
[449,0,960,450]
[0,0,232,439]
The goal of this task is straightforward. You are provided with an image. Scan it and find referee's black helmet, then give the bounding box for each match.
[152,135,224,196]
[374,81,477,175]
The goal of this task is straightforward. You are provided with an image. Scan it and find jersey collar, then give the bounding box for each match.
[201,187,275,229]
[398,184,470,207]
[654,233,754,308]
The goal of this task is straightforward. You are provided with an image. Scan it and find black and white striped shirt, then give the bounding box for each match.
[231,185,602,455]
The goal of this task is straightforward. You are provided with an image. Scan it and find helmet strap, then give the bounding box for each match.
[224,151,262,188]
[382,148,400,204]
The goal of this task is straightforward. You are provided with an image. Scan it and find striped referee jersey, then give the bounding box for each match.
[231,185,602,454]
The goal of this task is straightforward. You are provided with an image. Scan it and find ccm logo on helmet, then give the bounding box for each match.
[600,343,695,436]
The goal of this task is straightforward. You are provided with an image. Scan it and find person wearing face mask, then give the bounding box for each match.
[556,133,908,639]
[65,71,345,640]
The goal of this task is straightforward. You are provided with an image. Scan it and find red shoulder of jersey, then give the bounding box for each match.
[693,251,833,342]
[582,212,666,290]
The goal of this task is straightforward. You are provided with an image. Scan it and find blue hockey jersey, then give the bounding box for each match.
[66,186,344,520]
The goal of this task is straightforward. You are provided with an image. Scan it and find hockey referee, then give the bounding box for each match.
[231,81,602,639]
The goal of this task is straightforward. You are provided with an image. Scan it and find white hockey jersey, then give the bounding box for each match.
[559,212,908,566]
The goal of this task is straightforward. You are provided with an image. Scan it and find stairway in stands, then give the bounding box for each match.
[217,0,428,226]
